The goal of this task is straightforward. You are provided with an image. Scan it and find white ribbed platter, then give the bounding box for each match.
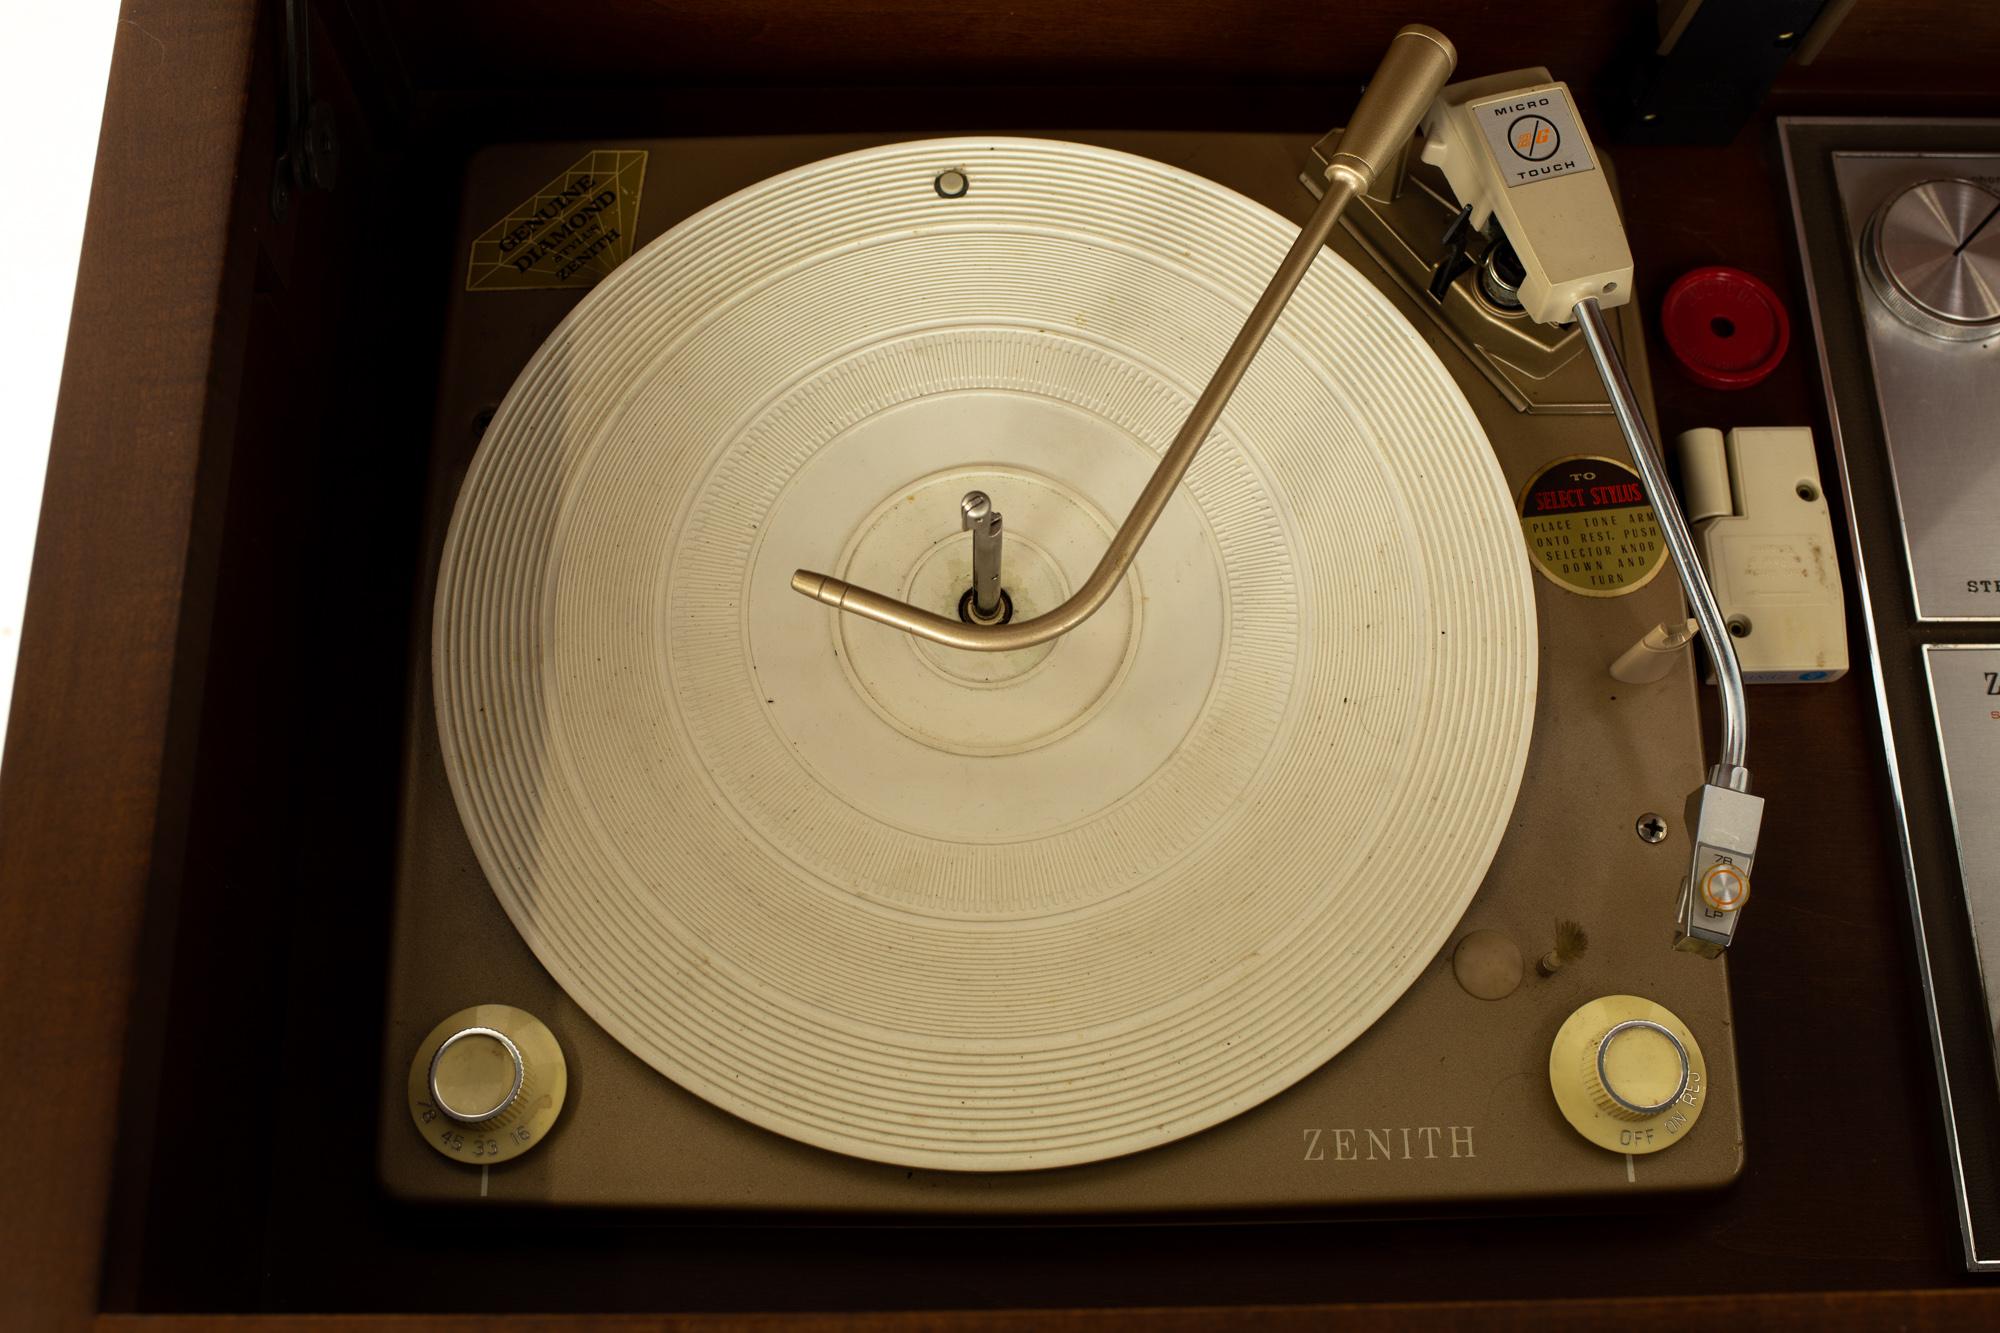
[435,138,1538,1171]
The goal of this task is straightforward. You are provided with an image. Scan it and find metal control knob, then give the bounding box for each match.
[408,1004,567,1165]
[1584,1019,1689,1121]
[1698,861,1749,914]
[429,1025,526,1123]
[1862,178,2000,342]
[1550,995,1708,1154]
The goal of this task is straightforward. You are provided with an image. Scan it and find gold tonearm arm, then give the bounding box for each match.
[790,23,1459,652]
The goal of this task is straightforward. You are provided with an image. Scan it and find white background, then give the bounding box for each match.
[0,5,121,770]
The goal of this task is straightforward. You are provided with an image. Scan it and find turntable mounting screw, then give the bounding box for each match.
[1635,812,1668,844]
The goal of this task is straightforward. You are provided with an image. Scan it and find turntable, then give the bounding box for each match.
[380,27,1760,1213]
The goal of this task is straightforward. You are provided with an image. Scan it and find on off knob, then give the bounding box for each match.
[1585,1019,1690,1121]
[1549,995,1708,1155]
[409,1004,568,1166]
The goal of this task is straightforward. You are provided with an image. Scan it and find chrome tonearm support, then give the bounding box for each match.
[790,24,1460,653]
[1575,297,1761,957]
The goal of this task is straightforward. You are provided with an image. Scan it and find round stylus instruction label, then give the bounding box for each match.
[1518,455,1665,597]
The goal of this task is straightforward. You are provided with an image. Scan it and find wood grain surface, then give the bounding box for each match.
[87,1288,2000,1330]
[8,0,2000,1325]
[356,0,2000,99]
[0,1,263,1328]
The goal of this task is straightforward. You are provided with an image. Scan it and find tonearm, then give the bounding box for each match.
[1402,67,1760,958]
[789,26,1761,956]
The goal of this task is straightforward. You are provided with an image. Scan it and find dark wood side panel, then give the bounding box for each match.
[364,0,1635,87]
[0,0,261,1326]
[1785,1,2000,93]
[364,0,2000,98]
[88,1288,2000,1330]
[10,0,1999,1322]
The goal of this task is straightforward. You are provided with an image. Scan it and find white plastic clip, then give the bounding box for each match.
[1610,619,1700,684]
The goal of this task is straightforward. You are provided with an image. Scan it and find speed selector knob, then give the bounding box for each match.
[1550,995,1707,1154]
[408,1004,567,1165]
[429,1025,527,1123]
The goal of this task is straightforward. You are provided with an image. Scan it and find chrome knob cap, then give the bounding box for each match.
[427,1025,527,1124]
[1863,178,2000,341]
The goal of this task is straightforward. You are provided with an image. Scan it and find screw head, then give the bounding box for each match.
[269,164,292,222]
[1636,812,1668,844]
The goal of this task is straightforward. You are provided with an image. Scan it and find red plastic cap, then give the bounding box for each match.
[1660,266,1791,391]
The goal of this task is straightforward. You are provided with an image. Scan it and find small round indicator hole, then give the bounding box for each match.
[1796,481,1819,502]
[1727,615,1753,638]
[934,169,969,199]
[1602,281,1618,293]
[1710,316,1737,338]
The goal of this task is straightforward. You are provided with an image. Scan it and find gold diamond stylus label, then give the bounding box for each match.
[467,149,647,292]
[1518,456,1665,597]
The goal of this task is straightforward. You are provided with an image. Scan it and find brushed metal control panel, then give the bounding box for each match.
[1927,645,2000,1088]
[1833,153,2000,622]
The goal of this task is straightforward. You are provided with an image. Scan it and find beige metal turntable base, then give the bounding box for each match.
[379,132,1739,1213]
